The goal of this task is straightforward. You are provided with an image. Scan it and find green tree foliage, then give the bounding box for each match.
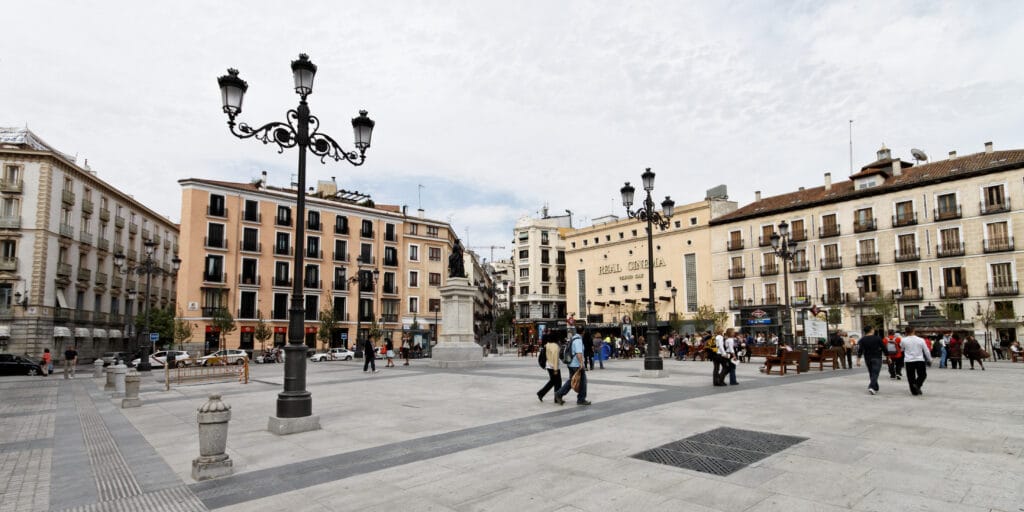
[210,308,236,352]
[253,311,273,351]
[318,307,337,350]
[138,307,175,349]
[871,296,897,333]
[693,304,729,332]
[173,308,195,350]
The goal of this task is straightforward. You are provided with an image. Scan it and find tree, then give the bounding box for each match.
[254,311,273,352]
[173,308,195,351]
[692,304,729,333]
[138,307,175,349]
[318,306,337,351]
[827,307,843,337]
[495,309,513,333]
[870,296,897,333]
[210,308,236,352]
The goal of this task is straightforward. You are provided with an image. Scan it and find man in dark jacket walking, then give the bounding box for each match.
[829,331,848,369]
[855,326,886,395]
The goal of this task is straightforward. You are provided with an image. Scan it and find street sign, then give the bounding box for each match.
[149,332,160,342]
[341,333,348,340]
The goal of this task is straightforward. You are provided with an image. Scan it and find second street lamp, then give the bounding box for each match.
[671,286,678,322]
[114,239,181,371]
[621,168,674,375]
[769,220,799,345]
[218,54,374,425]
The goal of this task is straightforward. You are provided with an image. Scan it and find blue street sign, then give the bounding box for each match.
[150,332,160,342]
[341,333,348,340]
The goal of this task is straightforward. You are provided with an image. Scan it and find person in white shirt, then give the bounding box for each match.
[901,326,932,396]
[723,328,739,385]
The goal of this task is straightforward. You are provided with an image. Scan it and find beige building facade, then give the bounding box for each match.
[0,128,179,360]
[710,143,1024,344]
[177,176,455,353]
[564,195,737,333]
[510,211,570,341]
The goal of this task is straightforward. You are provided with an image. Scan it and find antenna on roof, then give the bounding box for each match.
[910,148,928,164]
[848,119,853,176]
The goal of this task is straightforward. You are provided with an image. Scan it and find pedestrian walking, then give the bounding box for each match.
[845,332,856,369]
[947,333,963,369]
[41,348,52,376]
[964,335,985,370]
[855,326,886,395]
[901,327,932,396]
[723,328,739,385]
[536,333,561,402]
[362,335,378,373]
[553,331,591,405]
[384,337,395,367]
[884,330,903,380]
[829,331,848,369]
[593,332,605,369]
[401,334,411,366]
[584,331,595,371]
[705,331,727,387]
[63,345,77,379]
[939,333,950,368]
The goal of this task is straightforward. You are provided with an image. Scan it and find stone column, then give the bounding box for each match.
[93,359,105,378]
[121,370,142,408]
[104,364,115,391]
[430,277,484,368]
[192,394,233,481]
[112,362,127,398]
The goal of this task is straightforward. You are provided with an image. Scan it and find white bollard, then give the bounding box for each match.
[93,359,105,378]
[112,362,127,397]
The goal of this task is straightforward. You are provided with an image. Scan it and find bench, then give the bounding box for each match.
[749,346,776,359]
[808,348,840,371]
[763,351,802,375]
[1011,351,1023,363]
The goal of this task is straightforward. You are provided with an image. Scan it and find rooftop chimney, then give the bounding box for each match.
[798,187,805,191]
[891,159,901,177]
[949,150,957,160]
[824,172,832,191]
[260,171,268,190]
[755,191,761,201]
[984,141,993,154]
[877,145,891,161]
[418,208,425,218]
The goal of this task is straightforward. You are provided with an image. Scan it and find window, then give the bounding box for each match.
[861,274,879,296]
[206,224,225,248]
[274,262,290,285]
[623,285,629,292]
[730,256,742,269]
[1,240,15,260]
[854,207,874,231]
[382,299,399,322]
[429,272,441,286]
[360,219,373,238]
[305,295,319,321]
[333,297,346,318]
[897,234,916,257]
[208,194,225,216]
[823,243,839,261]
[541,268,550,282]
[359,298,373,321]
[760,224,774,246]
[359,243,372,264]
[519,303,529,318]
[429,247,442,261]
[519,249,528,260]
[520,286,528,295]
[382,272,396,294]
[241,258,258,284]
[409,271,419,287]
[894,201,915,225]
[304,265,320,288]
[1,197,20,217]
[541,250,550,264]
[307,210,321,231]
[335,215,348,234]
[519,268,528,278]
[242,228,259,252]
[272,293,288,319]
[764,283,778,303]
[935,193,958,219]
[333,267,347,289]
[986,222,1009,243]
[276,205,291,226]
[858,239,876,256]
[3,164,20,184]
[821,213,838,235]
[306,236,321,258]
[384,247,398,266]
[429,298,440,313]
[243,200,259,222]
[426,225,439,237]
[334,239,348,261]
[408,223,418,236]
[204,255,223,281]
[983,184,1006,210]
[825,278,841,298]
[409,296,419,313]
[541,231,549,245]
[385,223,396,241]
[900,271,919,291]
[943,267,964,287]
[542,303,551,318]
[409,245,419,261]
[731,286,744,303]
[904,305,920,321]
[239,291,257,319]
[793,280,807,299]
[991,262,1013,287]
[275,233,290,255]
[790,219,805,240]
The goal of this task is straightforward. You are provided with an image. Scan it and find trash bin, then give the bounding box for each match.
[797,350,810,373]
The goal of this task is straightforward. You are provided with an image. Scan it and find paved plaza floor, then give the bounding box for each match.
[2,355,1022,512]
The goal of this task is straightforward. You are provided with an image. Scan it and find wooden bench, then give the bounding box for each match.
[1011,351,1023,363]
[808,348,840,371]
[764,351,802,375]
[749,346,776,359]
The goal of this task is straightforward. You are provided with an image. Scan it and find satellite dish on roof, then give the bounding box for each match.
[911,148,928,163]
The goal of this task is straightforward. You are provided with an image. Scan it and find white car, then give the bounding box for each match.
[310,348,354,362]
[131,350,191,368]
[198,349,248,366]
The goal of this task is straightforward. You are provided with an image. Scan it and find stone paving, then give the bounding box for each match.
[1,356,1022,511]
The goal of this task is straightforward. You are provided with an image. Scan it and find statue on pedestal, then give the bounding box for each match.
[448,239,465,278]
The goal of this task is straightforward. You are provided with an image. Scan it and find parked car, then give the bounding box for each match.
[309,348,355,362]
[130,350,191,368]
[0,354,43,376]
[197,349,248,366]
[99,352,131,367]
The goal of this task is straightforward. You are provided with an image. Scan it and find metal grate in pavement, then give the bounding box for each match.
[632,427,807,476]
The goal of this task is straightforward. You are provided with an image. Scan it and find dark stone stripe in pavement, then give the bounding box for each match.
[190,368,846,509]
[0,408,58,418]
[0,437,52,453]
[50,380,99,511]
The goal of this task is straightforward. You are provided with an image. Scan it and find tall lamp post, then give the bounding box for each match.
[217,54,374,421]
[114,240,181,371]
[769,220,799,344]
[586,300,592,323]
[620,168,675,373]
[855,276,865,333]
[670,286,678,323]
[125,288,137,352]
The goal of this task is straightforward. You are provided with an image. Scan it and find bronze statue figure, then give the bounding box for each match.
[448,239,465,278]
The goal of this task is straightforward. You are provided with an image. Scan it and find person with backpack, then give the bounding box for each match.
[553,331,591,406]
[536,333,562,402]
[884,330,902,380]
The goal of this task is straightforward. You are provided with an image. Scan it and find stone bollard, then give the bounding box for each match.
[104,364,116,391]
[112,362,128,398]
[93,359,105,378]
[121,370,142,408]
[191,394,233,481]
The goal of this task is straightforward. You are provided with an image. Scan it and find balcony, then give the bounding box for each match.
[127,279,137,290]
[240,240,262,253]
[243,211,261,223]
[274,245,293,256]
[305,249,323,260]
[934,205,962,221]
[74,310,91,323]
[936,242,965,258]
[726,239,744,251]
[81,199,94,214]
[0,257,16,272]
[983,237,1014,253]
[203,272,225,284]
[93,311,108,324]
[237,308,257,320]
[109,313,123,325]
[126,249,137,261]
[113,243,124,255]
[791,295,811,306]
[271,309,288,320]
[57,262,72,278]
[853,218,877,233]
[334,224,349,235]
[141,228,150,240]
[894,287,923,301]
[0,215,20,229]
[333,279,348,291]
[980,199,1011,215]
[97,238,110,252]
[790,228,808,242]
[95,272,108,286]
[201,306,225,317]
[360,229,374,238]
[128,222,138,234]
[821,292,848,305]
[303,278,322,289]
[892,213,918,227]
[273,276,292,287]
[760,264,779,276]
[238,274,261,286]
[381,284,397,295]
[59,223,74,238]
[276,216,292,227]
[728,299,747,310]
[98,208,110,221]
[54,309,71,322]
[762,296,781,305]
[820,257,843,270]
[204,236,227,249]
[790,260,810,273]
[382,257,399,267]
[819,225,840,238]
[357,255,376,266]
[0,178,23,193]
[114,215,125,228]
[111,276,123,289]
[939,285,968,299]
[79,231,93,246]
[894,248,920,262]
[333,251,348,262]
[987,282,1019,296]
[855,252,879,266]
[152,233,161,245]
[62,189,75,205]
[206,206,227,218]
[307,219,322,232]
[727,267,745,279]
[758,235,774,247]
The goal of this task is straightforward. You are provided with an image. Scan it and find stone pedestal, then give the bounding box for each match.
[192,394,233,481]
[112,363,127,397]
[93,360,105,378]
[104,365,115,391]
[639,369,670,378]
[430,277,484,368]
[267,415,321,436]
[121,370,142,408]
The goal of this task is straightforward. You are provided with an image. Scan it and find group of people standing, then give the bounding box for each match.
[37,346,78,378]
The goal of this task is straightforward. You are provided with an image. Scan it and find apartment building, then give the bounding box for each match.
[0,127,179,359]
[177,175,455,353]
[564,192,737,333]
[710,143,1023,343]
[510,209,571,342]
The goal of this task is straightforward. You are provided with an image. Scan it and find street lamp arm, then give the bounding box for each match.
[227,114,299,154]
[308,126,366,166]
[626,207,672,231]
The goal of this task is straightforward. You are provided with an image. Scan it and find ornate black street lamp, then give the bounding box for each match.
[218,54,375,420]
[769,221,799,344]
[114,240,181,371]
[670,286,678,322]
[855,275,866,333]
[621,168,675,373]
[349,267,379,357]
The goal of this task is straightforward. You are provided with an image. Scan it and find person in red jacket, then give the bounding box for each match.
[884,330,903,380]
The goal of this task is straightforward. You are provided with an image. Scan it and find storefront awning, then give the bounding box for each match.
[92,329,108,339]
[108,329,122,338]
[54,327,72,337]
[0,325,10,338]
[74,328,92,338]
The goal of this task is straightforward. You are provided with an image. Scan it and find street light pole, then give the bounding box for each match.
[856,276,865,334]
[620,168,675,373]
[218,55,374,421]
[671,286,678,323]
[770,221,799,345]
[114,240,180,371]
[126,288,137,353]
[586,300,592,323]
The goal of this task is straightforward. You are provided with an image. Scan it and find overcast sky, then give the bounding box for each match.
[4,1,1023,260]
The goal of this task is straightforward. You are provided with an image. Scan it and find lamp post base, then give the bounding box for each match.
[639,368,670,379]
[267,414,321,436]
